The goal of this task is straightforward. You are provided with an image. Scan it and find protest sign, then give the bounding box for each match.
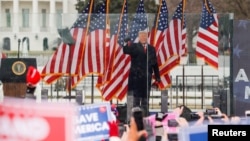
[233,20,250,116]
[75,102,113,141]
[0,97,76,141]
[178,125,207,141]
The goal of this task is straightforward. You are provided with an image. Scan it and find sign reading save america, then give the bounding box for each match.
[75,102,113,141]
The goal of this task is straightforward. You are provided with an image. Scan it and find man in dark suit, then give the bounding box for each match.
[123,30,161,117]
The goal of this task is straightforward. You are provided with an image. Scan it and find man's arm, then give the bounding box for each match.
[122,37,133,55]
[152,49,161,82]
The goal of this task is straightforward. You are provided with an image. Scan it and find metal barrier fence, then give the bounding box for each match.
[39,74,218,111]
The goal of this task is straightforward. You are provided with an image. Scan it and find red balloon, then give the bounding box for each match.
[26,66,41,85]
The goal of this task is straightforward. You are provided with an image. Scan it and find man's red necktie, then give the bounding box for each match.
[144,44,146,53]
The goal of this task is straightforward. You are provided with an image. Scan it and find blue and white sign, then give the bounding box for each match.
[233,20,250,116]
[178,125,208,141]
[75,102,112,141]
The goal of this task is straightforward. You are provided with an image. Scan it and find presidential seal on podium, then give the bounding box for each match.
[12,61,26,75]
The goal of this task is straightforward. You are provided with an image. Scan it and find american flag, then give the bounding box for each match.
[128,0,148,42]
[157,0,187,89]
[95,0,113,88]
[196,0,218,69]
[165,0,186,61]
[0,52,7,68]
[101,0,129,100]
[148,0,172,89]
[96,22,110,88]
[0,52,6,59]
[102,0,148,100]
[115,0,148,100]
[41,1,93,84]
[71,0,108,88]
[149,0,168,61]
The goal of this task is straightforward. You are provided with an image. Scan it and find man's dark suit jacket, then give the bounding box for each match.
[123,42,161,97]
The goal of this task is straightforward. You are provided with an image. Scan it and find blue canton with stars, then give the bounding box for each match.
[200,1,216,29]
[172,1,186,28]
[89,1,106,32]
[71,2,92,29]
[152,0,168,31]
[128,0,148,42]
[115,0,128,46]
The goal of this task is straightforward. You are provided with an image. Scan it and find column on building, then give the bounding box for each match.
[32,0,39,33]
[49,0,56,33]
[62,0,68,28]
[13,0,19,32]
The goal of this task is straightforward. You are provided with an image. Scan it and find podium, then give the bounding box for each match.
[0,58,37,98]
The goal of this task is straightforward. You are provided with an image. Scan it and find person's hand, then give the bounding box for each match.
[230,116,241,124]
[108,121,119,137]
[207,115,214,124]
[176,117,189,127]
[123,37,131,46]
[127,117,147,141]
[214,107,222,115]
[152,81,160,89]
[173,106,184,117]
[221,113,229,123]
[194,112,205,126]
[120,124,129,141]
[144,118,154,137]
[144,118,157,141]
[124,37,131,42]
[196,111,204,118]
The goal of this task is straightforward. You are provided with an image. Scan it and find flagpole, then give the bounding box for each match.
[68,44,72,101]
[71,0,94,100]
[229,13,234,115]
[17,39,21,58]
[153,0,162,46]
[105,0,111,103]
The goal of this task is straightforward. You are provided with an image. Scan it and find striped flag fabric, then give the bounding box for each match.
[96,22,110,88]
[157,0,187,89]
[148,0,172,90]
[196,0,218,69]
[101,0,129,100]
[81,1,107,75]
[0,52,7,68]
[41,1,93,84]
[115,0,148,100]
[164,0,186,64]
[181,15,187,57]
[149,0,168,65]
[0,52,6,59]
[102,0,148,100]
[71,0,109,88]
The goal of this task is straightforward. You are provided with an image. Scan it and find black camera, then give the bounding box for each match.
[132,107,147,141]
[155,112,167,121]
[190,112,200,120]
[205,109,217,115]
[167,133,178,141]
[168,119,179,127]
[131,107,144,131]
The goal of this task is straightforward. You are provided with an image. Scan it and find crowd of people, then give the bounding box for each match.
[108,105,245,141]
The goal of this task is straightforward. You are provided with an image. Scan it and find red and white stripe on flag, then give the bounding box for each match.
[196,0,219,69]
